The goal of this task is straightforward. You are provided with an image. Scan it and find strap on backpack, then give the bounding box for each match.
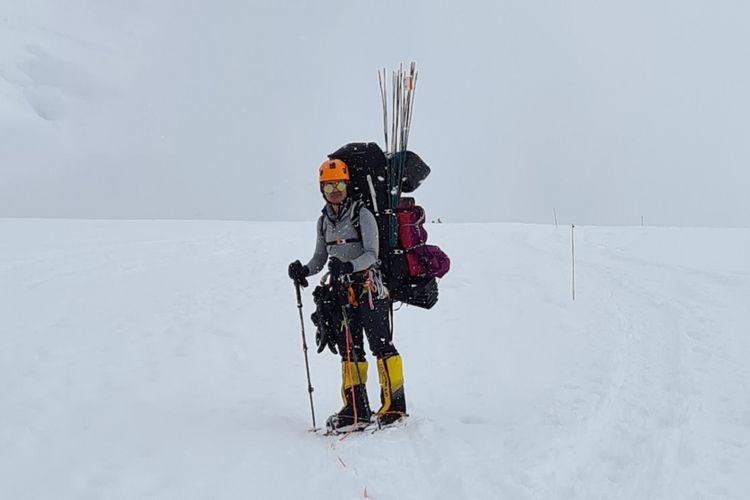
[326,238,362,246]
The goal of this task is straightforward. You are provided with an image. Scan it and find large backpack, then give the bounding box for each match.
[328,142,450,309]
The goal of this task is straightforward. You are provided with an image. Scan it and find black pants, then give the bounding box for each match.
[335,281,398,361]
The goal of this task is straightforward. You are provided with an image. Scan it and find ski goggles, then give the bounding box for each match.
[322,182,347,194]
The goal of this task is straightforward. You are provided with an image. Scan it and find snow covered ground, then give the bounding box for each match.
[1,219,749,499]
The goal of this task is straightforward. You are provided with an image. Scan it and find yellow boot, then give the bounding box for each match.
[376,354,407,426]
[326,361,371,433]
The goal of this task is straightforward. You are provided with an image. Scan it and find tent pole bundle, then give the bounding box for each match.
[378,62,419,250]
[378,62,418,156]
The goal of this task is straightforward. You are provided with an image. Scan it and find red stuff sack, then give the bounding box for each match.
[397,198,428,250]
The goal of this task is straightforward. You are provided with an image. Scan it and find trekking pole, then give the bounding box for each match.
[294,281,318,430]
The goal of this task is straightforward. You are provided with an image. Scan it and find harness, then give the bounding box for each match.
[340,268,389,309]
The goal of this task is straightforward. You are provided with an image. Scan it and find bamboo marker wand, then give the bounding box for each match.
[571,224,576,301]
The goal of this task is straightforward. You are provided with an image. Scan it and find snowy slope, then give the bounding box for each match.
[1,219,749,500]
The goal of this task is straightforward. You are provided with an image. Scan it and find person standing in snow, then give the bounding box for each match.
[288,159,406,433]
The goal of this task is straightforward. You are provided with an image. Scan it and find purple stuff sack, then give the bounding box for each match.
[405,244,451,278]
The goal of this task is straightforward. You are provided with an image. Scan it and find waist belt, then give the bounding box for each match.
[345,270,368,284]
[344,268,382,285]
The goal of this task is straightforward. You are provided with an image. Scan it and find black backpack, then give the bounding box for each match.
[328,142,449,309]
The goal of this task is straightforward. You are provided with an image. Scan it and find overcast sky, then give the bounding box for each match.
[1,0,748,226]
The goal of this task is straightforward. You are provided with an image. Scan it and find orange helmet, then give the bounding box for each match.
[318,159,350,183]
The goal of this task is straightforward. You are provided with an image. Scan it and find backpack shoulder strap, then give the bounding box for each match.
[318,210,328,240]
[350,199,365,230]
[322,200,367,247]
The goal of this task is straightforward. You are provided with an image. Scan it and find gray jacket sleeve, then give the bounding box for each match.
[349,207,379,272]
[305,216,328,276]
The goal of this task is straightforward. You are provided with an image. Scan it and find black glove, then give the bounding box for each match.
[311,311,338,354]
[312,285,339,355]
[288,260,309,287]
[328,257,353,278]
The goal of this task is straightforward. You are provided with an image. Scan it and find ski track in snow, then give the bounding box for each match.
[509,231,750,499]
[1,220,749,500]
